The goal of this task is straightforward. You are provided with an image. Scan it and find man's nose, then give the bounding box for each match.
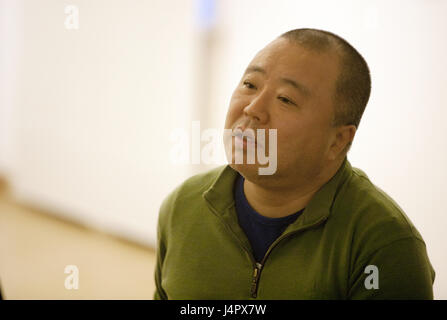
[243,90,270,124]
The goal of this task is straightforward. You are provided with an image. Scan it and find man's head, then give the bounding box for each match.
[281,29,371,142]
[224,28,371,187]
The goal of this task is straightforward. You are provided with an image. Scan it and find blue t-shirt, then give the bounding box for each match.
[234,173,305,263]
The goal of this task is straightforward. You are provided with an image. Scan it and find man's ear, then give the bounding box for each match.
[328,125,356,160]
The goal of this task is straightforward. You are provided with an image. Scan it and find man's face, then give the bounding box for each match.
[224,37,341,185]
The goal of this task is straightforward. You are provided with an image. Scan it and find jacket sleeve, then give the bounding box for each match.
[153,227,168,300]
[153,196,171,300]
[348,236,436,299]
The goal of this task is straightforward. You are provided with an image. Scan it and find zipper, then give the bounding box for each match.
[205,202,259,280]
[249,216,329,298]
[205,199,328,299]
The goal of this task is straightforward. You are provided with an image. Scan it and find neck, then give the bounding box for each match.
[243,159,343,218]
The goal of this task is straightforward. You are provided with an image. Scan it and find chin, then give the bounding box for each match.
[229,162,278,182]
[229,162,256,176]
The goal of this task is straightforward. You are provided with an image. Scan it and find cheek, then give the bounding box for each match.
[276,119,326,155]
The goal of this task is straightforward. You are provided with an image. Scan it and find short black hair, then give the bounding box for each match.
[280,28,371,152]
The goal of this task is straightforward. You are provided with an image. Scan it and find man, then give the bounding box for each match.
[154,28,435,299]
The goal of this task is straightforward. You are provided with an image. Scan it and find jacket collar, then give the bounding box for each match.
[203,157,353,230]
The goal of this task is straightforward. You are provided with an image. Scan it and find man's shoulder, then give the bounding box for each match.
[175,165,228,200]
[338,164,425,245]
[182,165,228,192]
[347,166,409,220]
[336,165,434,284]
[158,165,227,217]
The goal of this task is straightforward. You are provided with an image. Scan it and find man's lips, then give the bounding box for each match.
[231,126,264,148]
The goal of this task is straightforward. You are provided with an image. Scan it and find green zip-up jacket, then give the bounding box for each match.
[154,157,435,299]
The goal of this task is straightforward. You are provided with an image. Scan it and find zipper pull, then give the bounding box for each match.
[251,263,262,298]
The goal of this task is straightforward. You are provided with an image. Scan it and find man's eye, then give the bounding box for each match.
[278,96,296,106]
[242,81,256,89]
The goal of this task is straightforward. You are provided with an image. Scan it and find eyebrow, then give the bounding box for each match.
[244,65,312,97]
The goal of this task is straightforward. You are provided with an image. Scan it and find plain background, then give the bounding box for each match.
[1,0,446,299]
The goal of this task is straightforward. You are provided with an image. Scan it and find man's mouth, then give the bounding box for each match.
[231,127,264,148]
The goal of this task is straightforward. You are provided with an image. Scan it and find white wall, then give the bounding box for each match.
[211,0,447,299]
[0,0,21,174]
[0,0,199,246]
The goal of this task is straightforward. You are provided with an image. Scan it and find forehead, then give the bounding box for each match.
[247,38,340,96]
